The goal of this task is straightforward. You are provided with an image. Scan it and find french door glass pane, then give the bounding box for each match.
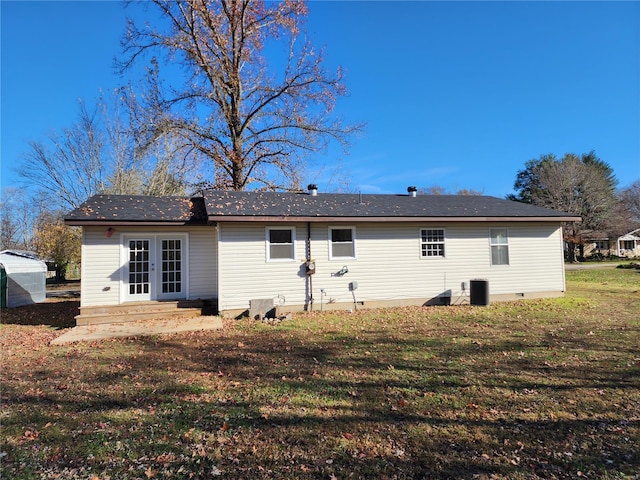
[161,239,182,294]
[129,240,150,295]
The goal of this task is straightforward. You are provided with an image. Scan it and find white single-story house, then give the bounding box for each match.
[615,228,640,257]
[64,186,581,321]
[0,250,47,308]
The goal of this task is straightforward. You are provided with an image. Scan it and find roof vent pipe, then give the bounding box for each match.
[308,184,318,196]
[408,186,417,197]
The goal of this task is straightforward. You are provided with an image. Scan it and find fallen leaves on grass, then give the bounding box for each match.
[1,271,639,479]
[1,298,78,328]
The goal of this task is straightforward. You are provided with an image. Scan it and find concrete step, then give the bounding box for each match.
[52,316,224,345]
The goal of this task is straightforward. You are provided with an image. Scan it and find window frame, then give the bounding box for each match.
[419,228,446,258]
[621,240,635,250]
[489,228,510,266]
[594,240,608,250]
[328,226,356,260]
[265,226,296,262]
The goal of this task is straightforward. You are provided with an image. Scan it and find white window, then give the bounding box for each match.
[490,228,509,265]
[266,227,295,261]
[420,228,445,257]
[594,241,608,250]
[621,240,635,250]
[329,227,355,259]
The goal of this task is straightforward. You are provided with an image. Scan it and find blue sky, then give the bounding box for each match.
[2,1,639,199]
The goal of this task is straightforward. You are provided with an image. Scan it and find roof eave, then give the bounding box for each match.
[207,215,582,223]
[64,220,209,227]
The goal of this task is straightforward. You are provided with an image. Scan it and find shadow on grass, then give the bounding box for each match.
[0,299,78,328]
[2,306,639,478]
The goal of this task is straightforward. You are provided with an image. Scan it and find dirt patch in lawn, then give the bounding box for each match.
[1,298,79,329]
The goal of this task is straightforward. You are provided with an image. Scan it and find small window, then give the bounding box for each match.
[420,229,445,257]
[267,227,295,261]
[490,228,509,265]
[594,241,608,250]
[329,227,355,259]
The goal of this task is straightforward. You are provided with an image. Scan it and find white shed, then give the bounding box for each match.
[0,250,47,308]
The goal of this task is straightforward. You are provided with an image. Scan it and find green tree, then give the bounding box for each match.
[119,0,362,191]
[510,151,618,261]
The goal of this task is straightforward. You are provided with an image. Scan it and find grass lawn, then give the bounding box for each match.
[1,268,639,479]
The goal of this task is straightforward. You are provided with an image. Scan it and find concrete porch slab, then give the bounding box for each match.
[50,315,223,345]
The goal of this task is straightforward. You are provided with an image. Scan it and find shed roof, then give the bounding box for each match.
[0,250,47,274]
[65,191,581,225]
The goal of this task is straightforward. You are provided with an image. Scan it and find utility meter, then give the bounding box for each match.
[305,259,316,275]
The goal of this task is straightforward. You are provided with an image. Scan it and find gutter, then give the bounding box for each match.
[206,215,582,223]
[64,220,215,227]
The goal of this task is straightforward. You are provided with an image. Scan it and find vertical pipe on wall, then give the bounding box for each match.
[307,222,313,311]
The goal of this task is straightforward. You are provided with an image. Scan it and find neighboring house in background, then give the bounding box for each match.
[64,186,580,322]
[616,228,640,257]
[580,230,611,257]
[581,228,640,258]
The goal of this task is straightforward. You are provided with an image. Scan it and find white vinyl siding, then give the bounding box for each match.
[80,227,122,307]
[218,223,306,312]
[81,221,567,312]
[188,228,218,300]
[217,222,566,312]
[80,226,217,307]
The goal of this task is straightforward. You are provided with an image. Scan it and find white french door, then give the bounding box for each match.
[158,238,184,300]
[127,238,152,301]
[123,235,187,302]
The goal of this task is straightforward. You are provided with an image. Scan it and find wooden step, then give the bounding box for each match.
[76,299,217,326]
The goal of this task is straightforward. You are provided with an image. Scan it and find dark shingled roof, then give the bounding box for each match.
[65,195,208,225]
[65,191,580,224]
[202,190,579,221]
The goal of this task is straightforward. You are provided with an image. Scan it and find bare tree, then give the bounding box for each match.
[618,179,640,226]
[119,0,361,191]
[19,102,107,210]
[510,151,618,261]
[0,204,23,251]
[17,91,196,210]
[604,179,640,242]
[1,189,51,251]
